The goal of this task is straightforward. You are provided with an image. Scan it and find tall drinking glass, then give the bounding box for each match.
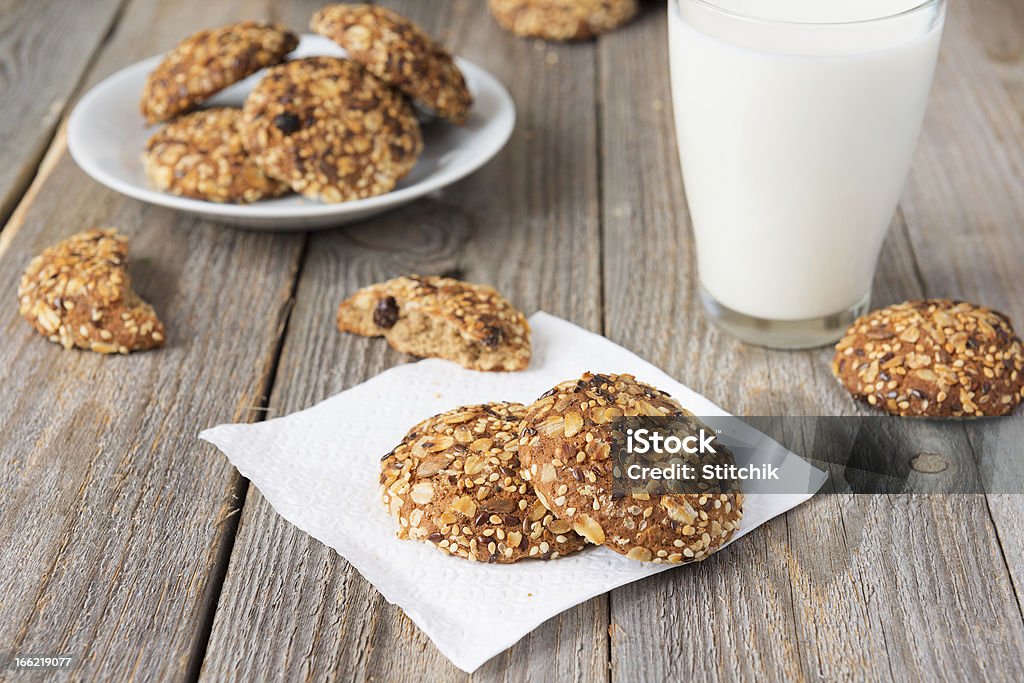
[669,0,946,348]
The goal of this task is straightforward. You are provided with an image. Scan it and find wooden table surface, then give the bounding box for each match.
[2,0,1023,680]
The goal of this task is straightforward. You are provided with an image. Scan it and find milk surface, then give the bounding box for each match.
[669,0,944,320]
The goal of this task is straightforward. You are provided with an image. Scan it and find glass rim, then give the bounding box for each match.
[678,0,945,27]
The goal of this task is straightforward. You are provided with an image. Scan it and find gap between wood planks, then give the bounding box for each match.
[980,477,1024,626]
[189,3,614,677]
[183,232,311,681]
[0,0,133,240]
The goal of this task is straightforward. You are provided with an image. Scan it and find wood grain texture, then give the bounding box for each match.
[966,0,1024,117]
[201,1,607,680]
[0,0,307,680]
[599,8,808,680]
[0,0,126,231]
[599,2,1024,681]
[0,0,1021,680]
[902,0,1024,624]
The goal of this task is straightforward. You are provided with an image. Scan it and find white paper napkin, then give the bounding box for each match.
[201,313,825,672]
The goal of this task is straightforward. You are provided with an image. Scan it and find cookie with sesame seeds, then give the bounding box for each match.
[488,0,639,41]
[518,372,744,564]
[241,56,422,203]
[311,4,473,124]
[143,108,290,203]
[18,228,165,354]
[832,299,1024,417]
[336,276,531,371]
[140,22,298,124]
[381,403,587,563]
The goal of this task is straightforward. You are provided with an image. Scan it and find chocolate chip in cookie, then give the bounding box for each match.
[518,372,744,563]
[312,4,473,124]
[241,56,423,203]
[18,229,165,354]
[381,403,587,562]
[832,299,1024,417]
[140,21,298,124]
[336,275,531,371]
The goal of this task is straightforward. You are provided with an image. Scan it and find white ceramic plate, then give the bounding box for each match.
[68,35,515,230]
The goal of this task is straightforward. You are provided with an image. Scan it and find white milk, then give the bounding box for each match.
[669,0,945,321]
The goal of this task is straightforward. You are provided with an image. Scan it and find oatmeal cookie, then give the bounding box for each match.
[381,402,586,562]
[336,276,531,371]
[140,21,298,124]
[18,229,165,354]
[832,299,1024,417]
[143,108,289,203]
[241,57,422,202]
[311,4,472,124]
[518,372,744,563]
[488,0,639,41]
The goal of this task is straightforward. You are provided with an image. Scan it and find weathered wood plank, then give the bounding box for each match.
[599,2,1024,681]
[599,7,808,679]
[0,0,308,680]
[966,0,1024,117]
[902,0,1024,623]
[0,0,127,232]
[2,0,1020,680]
[201,1,606,680]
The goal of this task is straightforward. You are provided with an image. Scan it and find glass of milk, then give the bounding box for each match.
[669,0,946,348]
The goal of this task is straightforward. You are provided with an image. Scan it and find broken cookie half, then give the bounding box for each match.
[18,228,166,354]
[336,275,530,371]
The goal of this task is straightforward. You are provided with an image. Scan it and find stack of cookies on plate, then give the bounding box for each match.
[139,5,472,204]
